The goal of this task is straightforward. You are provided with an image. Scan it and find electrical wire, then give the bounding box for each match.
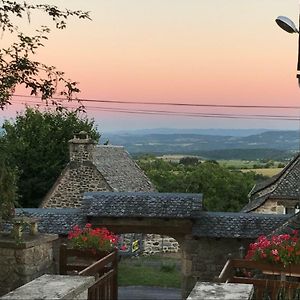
[12,94,300,110]
[12,98,300,121]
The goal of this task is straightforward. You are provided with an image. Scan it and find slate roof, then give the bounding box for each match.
[2,201,292,239]
[192,212,289,238]
[93,146,156,192]
[240,195,269,213]
[83,192,203,218]
[242,154,300,212]
[271,211,300,236]
[13,208,85,235]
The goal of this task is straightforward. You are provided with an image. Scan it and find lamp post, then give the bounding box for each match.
[275,15,300,85]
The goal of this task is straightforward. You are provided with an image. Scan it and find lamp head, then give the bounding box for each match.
[275,16,299,33]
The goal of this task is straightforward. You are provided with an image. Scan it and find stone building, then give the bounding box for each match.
[242,153,300,214]
[41,132,156,208]
[40,132,180,254]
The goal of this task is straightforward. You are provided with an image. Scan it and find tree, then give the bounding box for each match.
[179,156,199,166]
[138,157,256,212]
[0,107,100,207]
[0,1,90,109]
[0,157,17,221]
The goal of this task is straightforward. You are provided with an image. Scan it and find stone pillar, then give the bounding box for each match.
[0,274,95,300]
[0,234,58,296]
[180,236,254,299]
[180,235,197,300]
[187,282,254,300]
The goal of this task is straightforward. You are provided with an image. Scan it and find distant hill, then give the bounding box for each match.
[106,128,269,137]
[104,130,299,160]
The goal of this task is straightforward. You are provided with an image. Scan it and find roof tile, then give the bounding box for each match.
[84,192,203,218]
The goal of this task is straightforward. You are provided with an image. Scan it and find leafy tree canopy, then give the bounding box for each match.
[179,156,199,166]
[0,155,17,221]
[0,107,100,208]
[138,157,258,212]
[0,0,90,109]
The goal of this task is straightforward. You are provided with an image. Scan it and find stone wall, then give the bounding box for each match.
[180,235,253,298]
[0,234,58,296]
[42,162,112,208]
[253,199,285,214]
[143,234,179,255]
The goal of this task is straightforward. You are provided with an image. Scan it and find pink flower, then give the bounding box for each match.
[246,230,300,266]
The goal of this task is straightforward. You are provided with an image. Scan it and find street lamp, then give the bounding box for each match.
[275,15,300,85]
[276,16,298,33]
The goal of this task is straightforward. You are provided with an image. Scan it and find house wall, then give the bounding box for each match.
[42,162,112,208]
[253,199,285,214]
[252,198,300,214]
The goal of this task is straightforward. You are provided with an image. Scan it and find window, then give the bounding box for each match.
[285,207,296,215]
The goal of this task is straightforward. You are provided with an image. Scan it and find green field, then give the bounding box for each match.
[118,255,181,288]
[155,156,285,171]
[218,160,255,168]
[218,159,284,169]
[149,155,285,179]
[242,168,283,177]
[156,155,201,163]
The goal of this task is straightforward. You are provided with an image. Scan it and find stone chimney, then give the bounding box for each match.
[68,131,95,162]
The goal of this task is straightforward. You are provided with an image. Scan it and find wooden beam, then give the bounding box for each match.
[90,217,192,236]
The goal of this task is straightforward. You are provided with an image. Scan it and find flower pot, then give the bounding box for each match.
[242,259,300,278]
[66,246,112,267]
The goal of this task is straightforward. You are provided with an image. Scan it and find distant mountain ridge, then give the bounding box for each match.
[104,130,300,159]
[106,128,270,137]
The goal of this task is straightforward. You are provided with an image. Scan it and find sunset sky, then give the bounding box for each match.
[2,0,300,131]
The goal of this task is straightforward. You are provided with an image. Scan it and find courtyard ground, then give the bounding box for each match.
[118,253,181,288]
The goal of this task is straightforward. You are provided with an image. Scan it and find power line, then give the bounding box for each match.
[12,94,300,110]
[14,99,300,121]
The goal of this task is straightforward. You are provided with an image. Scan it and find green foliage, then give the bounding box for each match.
[138,158,257,212]
[179,156,199,166]
[278,163,286,168]
[0,157,17,221]
[0,107,100,208]
[0,1,90,109]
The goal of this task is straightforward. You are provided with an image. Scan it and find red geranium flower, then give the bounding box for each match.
[68,224,118,252]
[245,231,300,266]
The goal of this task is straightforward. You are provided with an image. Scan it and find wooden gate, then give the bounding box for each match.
[59,244,118,300]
